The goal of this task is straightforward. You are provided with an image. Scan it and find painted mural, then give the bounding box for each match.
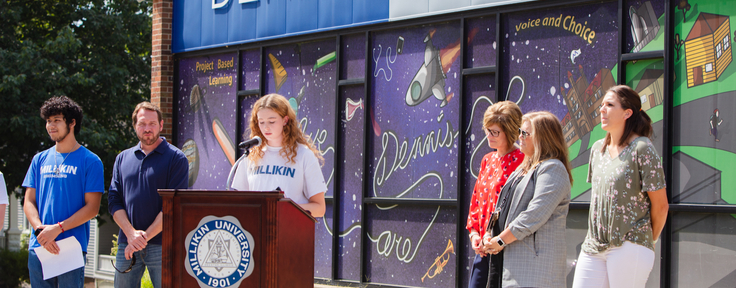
[625,0,666,53]
[333,33,367,282]
[673,1,736,286]
[176,53,239,190]
[674,1,736,208]
[240,49,260,92]
[336,84,365,281]
[171,0,736,287]
[363,21,463,287]
[500,2,619,201]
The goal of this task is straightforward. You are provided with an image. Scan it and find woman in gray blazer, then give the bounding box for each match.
[482,111,573,288]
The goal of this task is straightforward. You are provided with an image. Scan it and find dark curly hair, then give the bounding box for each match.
[40,96,84,135]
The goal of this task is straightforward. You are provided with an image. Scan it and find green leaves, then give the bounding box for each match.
[0,0,152,222]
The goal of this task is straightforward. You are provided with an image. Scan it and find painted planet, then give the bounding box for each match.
[190,84,201,112]
[182,139,199,187]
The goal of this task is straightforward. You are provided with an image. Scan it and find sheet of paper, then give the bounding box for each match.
[33,237,85,280]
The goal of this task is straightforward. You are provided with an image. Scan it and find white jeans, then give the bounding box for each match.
[572,241,655,288]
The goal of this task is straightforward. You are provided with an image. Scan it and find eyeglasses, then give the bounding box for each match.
[111,254,136,274]
[484,128,501,137]
[518,128,531,139]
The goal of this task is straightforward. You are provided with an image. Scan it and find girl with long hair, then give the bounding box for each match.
[232,94,327,217]
[572,85,668,288]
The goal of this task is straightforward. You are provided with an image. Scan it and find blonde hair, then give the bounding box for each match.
[483,101,523,149]
[247,94,324,165]
[519,111,573,183]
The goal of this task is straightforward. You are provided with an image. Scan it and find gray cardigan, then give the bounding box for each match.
[499,159,571,288]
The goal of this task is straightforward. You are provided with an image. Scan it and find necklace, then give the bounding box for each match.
[54,143,80,176]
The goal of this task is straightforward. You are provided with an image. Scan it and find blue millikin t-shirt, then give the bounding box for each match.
[22,146,104,252]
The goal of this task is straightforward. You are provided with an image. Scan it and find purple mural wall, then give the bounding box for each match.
[176,53,239,190]
[364,21,462,287]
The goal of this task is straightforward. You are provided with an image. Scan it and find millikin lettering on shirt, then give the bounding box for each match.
[253,165,295,178]
[40,165,78,175]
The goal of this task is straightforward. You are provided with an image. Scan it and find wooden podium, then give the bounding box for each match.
[159,190,316,288]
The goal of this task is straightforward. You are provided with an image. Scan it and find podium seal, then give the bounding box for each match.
[184,215,255,288]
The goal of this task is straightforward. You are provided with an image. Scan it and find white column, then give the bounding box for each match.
[6,188,23,251]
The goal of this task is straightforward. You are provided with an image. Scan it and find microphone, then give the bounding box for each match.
[238,136,262,149]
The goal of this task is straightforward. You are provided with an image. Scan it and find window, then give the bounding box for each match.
[705,63,713,72]
[725,35,730,49]
[641,94,648,104]
[716,43,722,59]
[563,121,573,132]
[562,121,572,132]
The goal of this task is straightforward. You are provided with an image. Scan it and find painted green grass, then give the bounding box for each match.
[625,59,664,90]
[610,63,618,84]
[637,13,666,53]
[587,125,607,150]
[568,139,582,161]
[673,146,736,204]
[571,164,591,199]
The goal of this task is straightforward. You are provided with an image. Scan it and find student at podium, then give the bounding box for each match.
[232,94,327,217]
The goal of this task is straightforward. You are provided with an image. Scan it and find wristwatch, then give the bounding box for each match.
[496,237,506,248]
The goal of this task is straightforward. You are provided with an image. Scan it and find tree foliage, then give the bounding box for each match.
[0,0,152,221]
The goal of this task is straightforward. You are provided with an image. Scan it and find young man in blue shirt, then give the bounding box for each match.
[23,96,105,287]
[108,102,188,288]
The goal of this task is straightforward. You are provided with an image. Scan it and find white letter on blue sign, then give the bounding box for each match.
[212,0,229,9]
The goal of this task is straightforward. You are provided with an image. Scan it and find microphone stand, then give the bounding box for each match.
[226,148,251,190]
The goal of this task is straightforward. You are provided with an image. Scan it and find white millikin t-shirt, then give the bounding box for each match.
[232,144,327,204]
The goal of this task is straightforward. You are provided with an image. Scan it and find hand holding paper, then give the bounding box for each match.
[36,224,62,254]
[33,237,85,280]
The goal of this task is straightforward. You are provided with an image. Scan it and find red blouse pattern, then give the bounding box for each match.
[466,148,524,234]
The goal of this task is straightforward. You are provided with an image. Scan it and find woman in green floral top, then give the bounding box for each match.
[572,85,669,288]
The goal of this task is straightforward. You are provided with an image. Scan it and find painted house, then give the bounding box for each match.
[635,69,665,111]
[684,13,732,87]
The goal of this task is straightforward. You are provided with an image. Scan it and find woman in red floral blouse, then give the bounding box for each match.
[467,101,524,288]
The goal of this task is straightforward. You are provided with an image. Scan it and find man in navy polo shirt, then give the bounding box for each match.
[108,102,188,288]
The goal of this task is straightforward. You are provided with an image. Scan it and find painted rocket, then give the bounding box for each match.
[405,32,448,107]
